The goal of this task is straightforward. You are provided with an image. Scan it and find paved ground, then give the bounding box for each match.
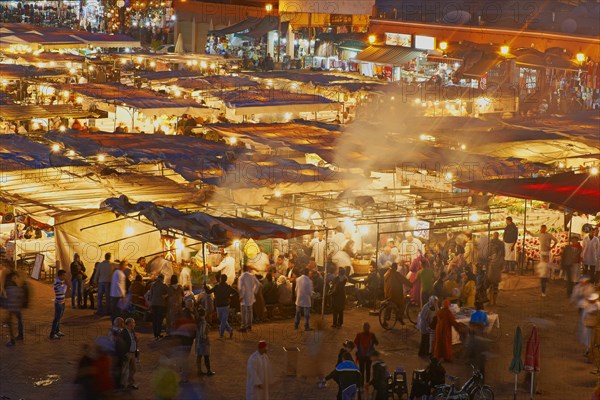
[0,273,595,400]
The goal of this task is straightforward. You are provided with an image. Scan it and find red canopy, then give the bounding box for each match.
[455,172,600,215]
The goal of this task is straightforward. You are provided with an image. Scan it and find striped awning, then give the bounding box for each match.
[355,45,422,66]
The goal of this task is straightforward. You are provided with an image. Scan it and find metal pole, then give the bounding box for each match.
[321,228,329,318]
[202,241,208,309]
[521,199,527,274]
[375,222,380,266]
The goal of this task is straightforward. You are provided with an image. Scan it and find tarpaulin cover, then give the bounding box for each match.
[0,64,62,79]
[455,172,600,215]
[459,52,504,78]
[248,71,357,85]
[173,75,258,91]
[218,89,336,108]
[0,104,97,121]
[209,121,342,161]
[136,70,205,81]
[60,83,209,117]
[45,131,236,182]
[210,17,262,36]
[102,195,313,245]
[240,17,287,39]
[0,134,88,169]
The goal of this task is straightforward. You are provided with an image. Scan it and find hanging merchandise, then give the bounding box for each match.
[162,235,177,261]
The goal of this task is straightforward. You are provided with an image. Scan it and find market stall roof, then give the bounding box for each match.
[216,89,340,115]
[460,52,504,78]
[45,131,237,182]
[0,165,208,216]
[455,171,600,215]
[102,195,313,245]
[62,83,210,117]
[0,24,139,49]
[0,64,63,79]
[209,121,343,161]
[136,70,205,81]
[0,104,98,121]
[247,71,357,85]
[0,134,88,169]
[355,45,423,66]
[4,52,86,64]
[339,40,369,52]
[513,48,579,71]
[209,17,262,36]
[241,18,288,39]
[70,32,140,48]
[173,75,258,91]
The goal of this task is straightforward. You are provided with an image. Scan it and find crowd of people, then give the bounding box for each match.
[1,215,599,399]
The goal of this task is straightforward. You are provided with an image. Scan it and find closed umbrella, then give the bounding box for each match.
[174,33,184,54]
[524,325,540,399]
[509,326,524,400]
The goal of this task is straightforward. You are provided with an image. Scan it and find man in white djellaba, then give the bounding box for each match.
[246,340,273,400]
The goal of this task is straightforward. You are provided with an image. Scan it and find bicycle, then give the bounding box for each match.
[378,294,418,330]
[432,366,494,400]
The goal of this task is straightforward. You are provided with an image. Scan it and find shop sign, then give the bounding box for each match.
[415,35,435,50]
[330,14,352,25]
[385,32,411,47]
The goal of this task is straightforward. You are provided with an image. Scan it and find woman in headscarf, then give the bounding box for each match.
[416,296,439,357]
[433,299,462,362]
[408,253,425,307]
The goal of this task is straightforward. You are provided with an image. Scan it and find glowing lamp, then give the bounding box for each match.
[368,35,376,44]
[439,41,448,51]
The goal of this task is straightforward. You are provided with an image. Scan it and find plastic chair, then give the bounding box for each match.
[392,367,409,399]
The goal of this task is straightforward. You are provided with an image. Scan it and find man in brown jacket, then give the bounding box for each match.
[383,262,412,325]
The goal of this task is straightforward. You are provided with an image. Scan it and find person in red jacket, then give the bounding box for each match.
[353,322,379,388]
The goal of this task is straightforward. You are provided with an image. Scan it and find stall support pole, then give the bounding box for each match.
[375,222,380,265]
[202,241,208,310]
[521,199,527,275]
[13,210,17,271]
[486,209,492,261]
[321,229,329,318]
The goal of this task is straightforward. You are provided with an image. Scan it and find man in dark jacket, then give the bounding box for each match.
[116,318,138,390]
[331,268,347,328]
[326,352,361,400]
[562,237,583,297]
[503,217,519,273]
[149,274,169,340]
[205,273,237,338]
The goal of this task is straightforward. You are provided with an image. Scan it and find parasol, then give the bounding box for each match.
[509,326,524,400]
[524,325,540,399]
